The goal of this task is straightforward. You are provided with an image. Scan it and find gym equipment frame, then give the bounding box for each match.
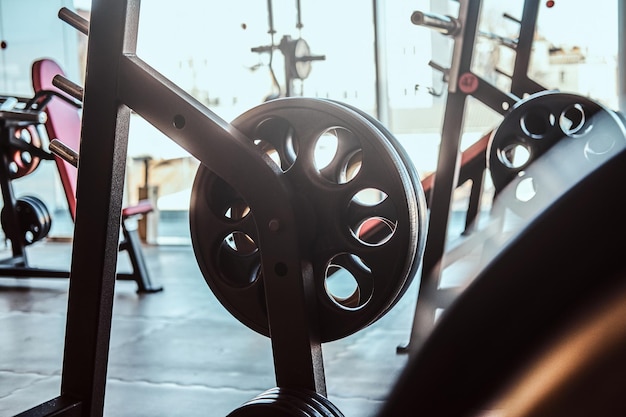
[0,91,160,294]
[250,0,325,98]
[400,0,548,354]
[14,0,427,415]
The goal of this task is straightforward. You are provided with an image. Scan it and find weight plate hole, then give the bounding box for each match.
[314,130,338,170]
[585,134,616,158]
[254,117,297,172]
[21,152,32,165]
[254,139,282,168]
[514,176,536,203]
[17,128,32,143]
[314,127,362,184]
[224,203,250,220]
[354,216,396,246]
[225,232,257,255]
[324,254,371,310]
[353,188,387,206]
[217,232,260,288]
[348,188,398,246]
[339,149,362,184]
[497,141,531,169]
[208,177,251,222]
[560,103,586,136]
[520,108,554,139]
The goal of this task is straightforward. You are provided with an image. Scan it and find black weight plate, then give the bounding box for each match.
[20,195,52,241]
[1,195,51,245]
[325,100,427,318]
[275,387,345,417]
[9,126,43,179]
[190,97,422,342]
[488,91,626,212]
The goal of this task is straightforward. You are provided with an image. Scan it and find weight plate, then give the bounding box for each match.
[488,91,626,209]
[253,389,321,417]
[325,100,427,317]
[228,398,309,417]
[1,195,52,245]
[9,125,42,179]
[229,387,344,417]
[293,38,312,80]
[275,387,345,417]
[229,387,308,417]
[190,97,423,342]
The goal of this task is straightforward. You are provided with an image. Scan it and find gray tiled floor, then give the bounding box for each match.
[0,237,420,417]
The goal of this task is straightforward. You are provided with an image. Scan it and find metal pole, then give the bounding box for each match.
[372,0,390,125]
[617,0,626,114]
[60,0,139,415]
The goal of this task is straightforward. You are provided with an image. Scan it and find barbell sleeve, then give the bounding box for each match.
[411,10,461,36]
[58,7,89,35]
[52,75,84,103]
[50,139,79,168]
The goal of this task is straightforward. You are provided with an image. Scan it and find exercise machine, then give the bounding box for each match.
[0,65,161,293]
[250,0,325,99]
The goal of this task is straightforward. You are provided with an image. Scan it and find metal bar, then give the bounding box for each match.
[411,10,460,36]
[462,163,485,235]
[119,219,162,293]
[617,1,626,114]
[267,0,276,34]
[58,0,140,415]
[58,7,89,36]
[372,0,390,125]
[116,55,281,201]
[470,73,519,115]
[0,267,69,278]
[0,267,154,281]
[13,395,82,417]
[117,53,326,394]
[52,75,84,102]
[50,139,79,167]
[510,0,542,97]
[284,45,294,97]
[295,0,303,29]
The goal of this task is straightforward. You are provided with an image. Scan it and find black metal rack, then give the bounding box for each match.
[0,92,160,293]
[400,0,547,354]
[0,97,53,268]
[15,0,330,415]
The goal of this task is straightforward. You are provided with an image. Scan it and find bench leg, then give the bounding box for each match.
[119,218,163,293]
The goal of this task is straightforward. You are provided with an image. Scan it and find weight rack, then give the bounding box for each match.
[401,0,547,354]
[15,0,331,415]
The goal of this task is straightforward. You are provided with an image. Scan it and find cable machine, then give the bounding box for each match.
[250,0,325,99]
